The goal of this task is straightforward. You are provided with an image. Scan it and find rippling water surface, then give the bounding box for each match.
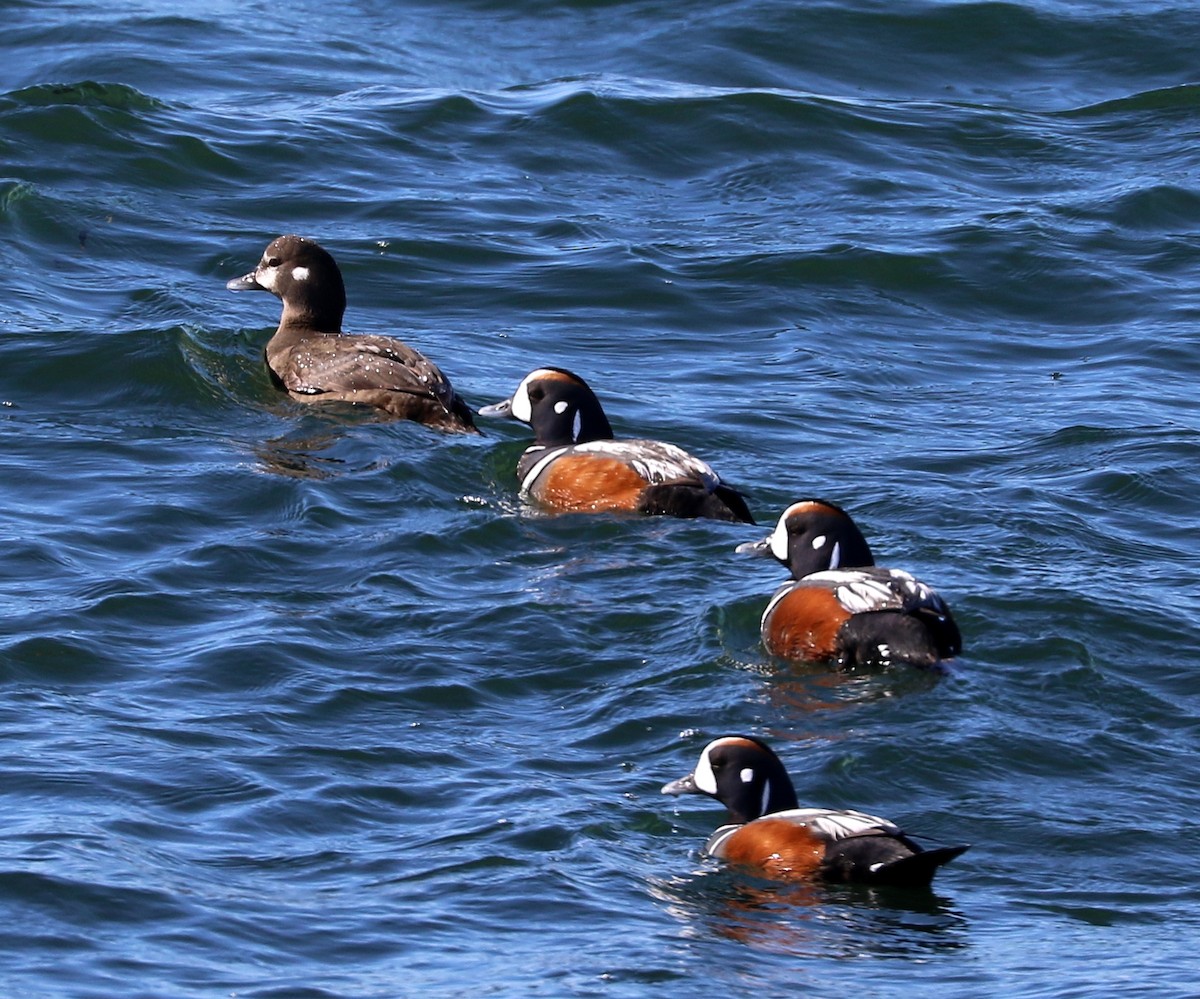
[3,1,1200,996]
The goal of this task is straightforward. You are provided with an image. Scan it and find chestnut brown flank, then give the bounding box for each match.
[762,586,849,660]
[535,454,648,512]
[722,818,827,878]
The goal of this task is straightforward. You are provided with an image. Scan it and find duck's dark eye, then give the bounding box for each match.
[529,387,545,402]
[266,256,281,268]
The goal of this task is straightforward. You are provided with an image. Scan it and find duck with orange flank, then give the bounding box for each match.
[479,367,753,522]
[662,735,968,887]
[738,499,961,668]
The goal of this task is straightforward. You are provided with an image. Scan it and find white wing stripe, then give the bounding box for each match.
[519,446,568,493]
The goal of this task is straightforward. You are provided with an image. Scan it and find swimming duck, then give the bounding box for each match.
[479,367,753,522]
[662,734,968,887]
[738,499,961,667]
[226,235,477,431]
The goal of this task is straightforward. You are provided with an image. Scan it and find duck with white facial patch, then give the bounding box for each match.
[662,735,969,886]
[737,499,961,668]
[226,235,477,432]
[479,367,753,522]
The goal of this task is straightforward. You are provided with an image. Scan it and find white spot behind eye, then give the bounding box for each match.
[811,534,826,549]
[554,400,568,414]
[739,768,754,784]
[291,266,310,281]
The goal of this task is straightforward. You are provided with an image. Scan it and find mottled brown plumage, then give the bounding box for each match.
[227,235,476,432]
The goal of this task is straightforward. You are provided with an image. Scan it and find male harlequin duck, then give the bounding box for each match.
[662,735,968,887]
[478,367,754,523]
[226,235,477,432]
[737,499,961,668]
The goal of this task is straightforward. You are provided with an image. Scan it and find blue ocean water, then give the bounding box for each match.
[2,1,1199,996]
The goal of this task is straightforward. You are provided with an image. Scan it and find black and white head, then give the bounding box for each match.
[227,234,346,331]
[736,499,874,579]
[478,367,614,446]
[661,735,799,824]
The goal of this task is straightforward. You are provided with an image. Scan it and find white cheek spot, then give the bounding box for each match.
[693,751,717,795]
[811,534,826,550]
[739,768,754,784]
[291,266,310,281]
[554,400,568,414]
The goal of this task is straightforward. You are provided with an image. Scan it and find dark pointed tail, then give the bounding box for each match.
[638,483,755,524]
[871,844,970,888]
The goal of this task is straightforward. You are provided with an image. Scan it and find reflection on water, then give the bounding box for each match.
[253,432,346,480]
[650,868,969,959]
